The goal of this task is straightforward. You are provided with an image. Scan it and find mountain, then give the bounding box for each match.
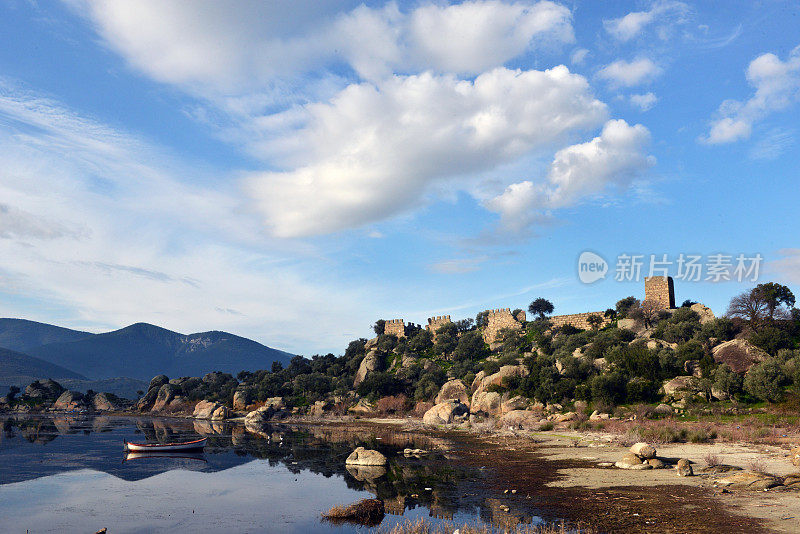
[26,322,294,381]
[0,318,94,352]
[0,346,87,391]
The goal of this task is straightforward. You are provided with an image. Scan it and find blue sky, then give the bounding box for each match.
[0,0,798,355]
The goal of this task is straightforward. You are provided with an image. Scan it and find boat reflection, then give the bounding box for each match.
[123,451,207,463]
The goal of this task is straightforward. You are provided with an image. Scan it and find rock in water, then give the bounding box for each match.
[193,400,228,420]
[92,392,120,412]
[54,390,87,411]
[677,458,693,477]
[345,447,387,466]
[630,442,657,459]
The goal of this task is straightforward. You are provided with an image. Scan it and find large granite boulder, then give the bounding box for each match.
[92,392,121,412]
[712,339,769,373]
[630,442,657,459]
[263,397,285,410]
[501,395,528,414]
[354,349,382,387]
[473,365,529,395]
[193,400,228,420]
[499,410,539,430]
[662,376,708,401]
[790,447,800,467]
[435,379,469,405]
[690,303,715,324]
[24,379,65,401]
[309,400,333,416]
[232,389,251,411]
[349,398,375,415]
[676,458,693,477]
[616,453,651,470]
[470,391,502,417]
[244,406,278,432]
[345,447,387,466]
[151,383,183,411]
[422,400,469,425]
[54,390,87,411]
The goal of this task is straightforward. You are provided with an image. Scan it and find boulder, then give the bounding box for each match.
[647,458,666,469]
[422,400,469,425]
[690,303,715,325]
[354,349,382,387]
[244,406,274,432]
[501,395,528,414]
[654,403,674,415]
[232,389,250,411]
[53,391,87,411]
[470,391,502,417]
[616,453,650,470]
[263,397,285,410]
[630,442,657,459]
[617,318,637,331]
[662,376,708,401]
[364,337,378,350]
[499,410,539,430]
[790,447,800,467]
[716,470,782,490]
[435,379,470,405]
[193,400,228,420]
[592,358,608,371]
[471,371,486,390]
[152,383,182,411]
[676,458,693,477]
[345,447,387,466]
[24,379,65,401]
[683,360,703,378]
[647,339,678,351]
[309,400,332,416]
[712,339,769,374]
[400,354,418,369]
[589,410,610,421]
[148,375,169,392]
[551,411,577,423]
[92,392,120,412]
[474,365,529,394]
[349,398,375,415]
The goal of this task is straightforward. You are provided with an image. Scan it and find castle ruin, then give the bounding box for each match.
[482,308,524,344]
[383,319,406,338]
[644,275,675,309]
[426,315,452,338]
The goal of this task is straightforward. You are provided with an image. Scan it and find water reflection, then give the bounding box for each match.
[0,415,542,532]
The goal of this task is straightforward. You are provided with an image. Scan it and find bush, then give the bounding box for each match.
[590,372,626,406]
[713,363,742,398]
[696,318,737,343]
[376,394,410,414]
[626,377,658,403]
[743,358,786,402]
[749,327,793,356]
[357,372,404,399]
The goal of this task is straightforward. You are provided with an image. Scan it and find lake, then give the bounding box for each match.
[0,415,545,533]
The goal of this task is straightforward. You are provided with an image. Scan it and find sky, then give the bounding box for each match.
[0,0,798,355]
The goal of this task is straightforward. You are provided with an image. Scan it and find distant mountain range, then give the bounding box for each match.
[0,318,295,395]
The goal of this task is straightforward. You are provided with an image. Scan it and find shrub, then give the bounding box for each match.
[749,327,793,356]
[539,422,554,431]
[376,394,410,414]
[713,363,742,398]
[590,372,626,406]
[743,358,786,402]
[626,377,658,403]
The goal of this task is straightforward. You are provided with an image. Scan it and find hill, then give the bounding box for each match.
[0,346,87,392]
[0,318,94,352]
[26,322,294,381]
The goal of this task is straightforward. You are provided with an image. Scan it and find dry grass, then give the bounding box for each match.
[322,499,384,526]
[703,452,721,467]
[746,458,769,474]
[377,518,595,534]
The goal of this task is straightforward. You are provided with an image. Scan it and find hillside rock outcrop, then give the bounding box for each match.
[435,379,469,405]
[354,350,382,387]
[193,400,228,420]
[712,339,769,373]
[54,390,87,411]
[422,400,469,425]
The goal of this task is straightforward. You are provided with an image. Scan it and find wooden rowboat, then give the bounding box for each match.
[123,437,207,452]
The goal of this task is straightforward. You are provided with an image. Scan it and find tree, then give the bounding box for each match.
[681,299,698,308]
[475,310,489,329]
[528,298,554,319]
[615,297,638,318]
[713,364,742,399]
[743,358,786,402]
[433,322,458,356]
[586,314,603,330]
[455,318,475,332]
[756,282,795,322]
[604,308,617,320]
[630,299,664,328]
[373,320,386,336]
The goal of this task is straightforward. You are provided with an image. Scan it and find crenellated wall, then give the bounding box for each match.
[483,308,523,344]
[384,319,406,338]
[549,312,610,330]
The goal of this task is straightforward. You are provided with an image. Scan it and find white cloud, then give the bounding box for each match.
[598,58,662,87]
[570,48,589,65]
[749,128,795,160]
[244,67,608,237]
[0,85,375,354]
[604,1,690,42]
[630,92,658,111]
[71,0,574,90]
[768,248,800,285]
[485,119,654,234]
[703,46,800,144]
[430,256,489,274]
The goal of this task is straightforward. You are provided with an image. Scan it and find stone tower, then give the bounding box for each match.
[384,319,406,338]
[426,315,452,336]
[644,276,675,309]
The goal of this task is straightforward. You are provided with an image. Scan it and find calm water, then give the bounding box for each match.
[0,415,544,533]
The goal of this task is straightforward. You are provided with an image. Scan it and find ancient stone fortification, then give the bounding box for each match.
[645,276,675,309]
[483,308,523,344]
[549,312,610,330]
[384,319,406,338]
[427,315,451,333]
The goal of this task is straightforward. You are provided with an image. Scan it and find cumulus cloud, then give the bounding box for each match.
[702,46,800,144]
[0,85,374,353]
[485,120,654,234]
[71,0,574,89]
[598,58,662,87]
[244,67,608,237]
[604,1,690,42]
[630,92,658,111]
